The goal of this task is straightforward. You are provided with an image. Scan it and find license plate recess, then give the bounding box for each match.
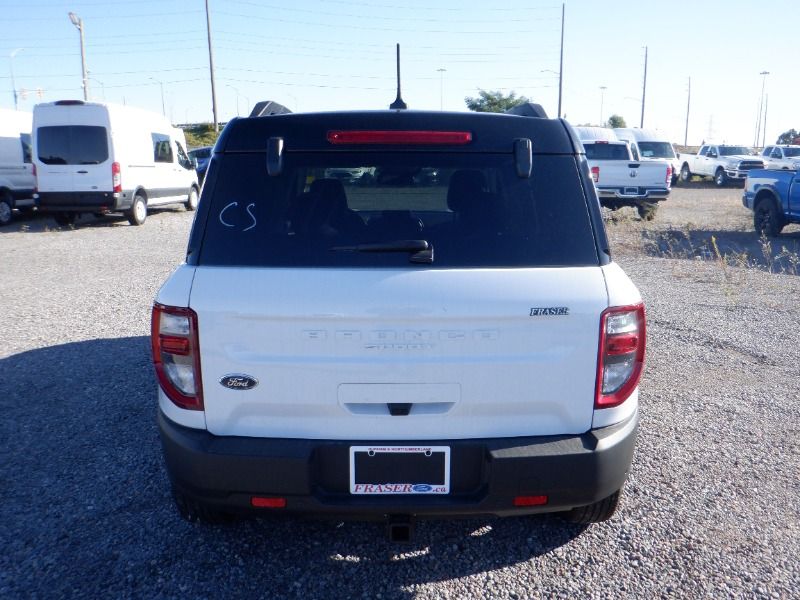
[349,446,450,495]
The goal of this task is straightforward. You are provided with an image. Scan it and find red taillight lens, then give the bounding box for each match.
[591,166,600,183]
[666,165,672,186]
[327,130,472,145]
[251,497,287,508]
[112,161,122,193]
[513,495,548,507]
[151,303,203,411]
[595,304,646,409]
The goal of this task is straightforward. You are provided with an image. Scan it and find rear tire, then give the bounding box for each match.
[0,192,12,226]
[172,488,235,524]
[54,212,77,227]
[185,187,199,211]
[127,194,147,226]
[563,489,622,524]
[637,202,658,221]
[714,168,727,187]
[753,198,784,238]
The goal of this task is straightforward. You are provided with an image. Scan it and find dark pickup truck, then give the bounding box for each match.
[743,169,800,237]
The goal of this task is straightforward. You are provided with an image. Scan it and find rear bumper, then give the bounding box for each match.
[158,408,638,518]
[596,187,670,200]
[34,190,134,212]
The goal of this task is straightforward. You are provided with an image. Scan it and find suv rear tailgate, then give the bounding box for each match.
[190,266,608,440]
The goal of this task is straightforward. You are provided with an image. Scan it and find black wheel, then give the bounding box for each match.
[753,198,784,237]
[127,194,147,226]
[637,202,658,221]
[714,168,727,187]
[185,187,199,211]
[679,163,692,183]
[172,488,235,524]
[0,192,12,226]
[53,212,77,226]
[563,489,622,524]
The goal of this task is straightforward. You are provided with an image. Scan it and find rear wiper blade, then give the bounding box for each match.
[331,239,434,264]
[331,239,429,253]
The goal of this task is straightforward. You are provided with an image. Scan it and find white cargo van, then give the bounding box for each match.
[0,108,35,226]
[614,128,679,184]
[32,100,199,226]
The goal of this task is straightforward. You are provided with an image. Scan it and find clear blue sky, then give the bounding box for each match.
[3,0,797,146]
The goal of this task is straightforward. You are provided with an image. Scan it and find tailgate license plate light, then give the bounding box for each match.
[349,446,450,495]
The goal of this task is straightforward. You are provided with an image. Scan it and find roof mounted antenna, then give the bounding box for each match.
[389,43,407,110]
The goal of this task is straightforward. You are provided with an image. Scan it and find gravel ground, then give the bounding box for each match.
[1,189,799,599]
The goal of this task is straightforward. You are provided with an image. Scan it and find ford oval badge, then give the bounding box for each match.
[219,374,258,390]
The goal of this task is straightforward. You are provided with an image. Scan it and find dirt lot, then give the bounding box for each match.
[1,186,798,599]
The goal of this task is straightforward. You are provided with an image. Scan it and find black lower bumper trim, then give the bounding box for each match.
[158,409,638,518]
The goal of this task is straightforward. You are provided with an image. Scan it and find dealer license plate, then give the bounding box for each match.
[349,446,450,495]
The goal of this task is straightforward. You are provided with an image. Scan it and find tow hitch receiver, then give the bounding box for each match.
[387,515,414,543]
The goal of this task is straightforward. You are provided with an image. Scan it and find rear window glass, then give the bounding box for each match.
[37,125,108,165]
[583,143,629,160]
[637,142,675,159]
[197,152,598,268]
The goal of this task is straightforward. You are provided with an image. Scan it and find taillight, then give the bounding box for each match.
[112,161,122,193]
[595,304,646,409]
[32,163,37,193]
[666,165,672,186]
[151,303,203,410]
[591,166,600,183]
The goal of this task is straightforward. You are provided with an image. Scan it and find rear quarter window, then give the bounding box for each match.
[196,152,599,269]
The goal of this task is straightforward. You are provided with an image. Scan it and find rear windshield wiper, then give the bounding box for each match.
[331,240,434,263]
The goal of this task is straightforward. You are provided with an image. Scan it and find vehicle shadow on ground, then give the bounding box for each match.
[1,337,589,599]
[0,207,190,233]
[641,227,800,275]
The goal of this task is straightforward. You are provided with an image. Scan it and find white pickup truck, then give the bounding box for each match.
[583,140,672,220]
[678,144,765,187]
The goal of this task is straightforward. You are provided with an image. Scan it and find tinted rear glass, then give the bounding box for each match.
[37,126,108,165]
[637,142,675,159]
[197,152,598,268]
[583,143,629,160]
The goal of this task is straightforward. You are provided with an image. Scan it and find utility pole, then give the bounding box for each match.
[9,48,23,110]
[150,77,165,116]
[762,94,769,148]
[754,71,769,147]
[436,68,446,110]
[640,46,647,128]
[684,77,691,146]
[205,0,219,131]
[557,3,564,118]
[68,12,89,101]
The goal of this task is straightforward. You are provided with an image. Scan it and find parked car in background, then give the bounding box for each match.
[32,100,199,226]
[188,145,212,184]
[760,145,800,171]
[581,138,671,220]
[0,108,35,226]
[614,128,680,185]
[743,168,800,237]
[678,144,764,187]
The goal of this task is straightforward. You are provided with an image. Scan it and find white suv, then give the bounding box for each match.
[152,104,645,538]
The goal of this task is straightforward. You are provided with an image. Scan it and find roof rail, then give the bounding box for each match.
[505,102,548,119]
[249,101,292,118]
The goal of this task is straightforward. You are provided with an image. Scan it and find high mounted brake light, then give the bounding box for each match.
[595,303,646,409]
[327,130,472,145]
[151,303,204,411]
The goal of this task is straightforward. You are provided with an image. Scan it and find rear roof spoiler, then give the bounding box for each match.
[505,102,548,119]
[249,101,292,118]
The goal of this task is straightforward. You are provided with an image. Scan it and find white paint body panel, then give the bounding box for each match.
[187,266,613,440]
[0,109,34,193]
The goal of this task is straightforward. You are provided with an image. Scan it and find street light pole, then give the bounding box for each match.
[9,48,23,110]
[599,86,607,125]
[640,46,648,128]
[436,68,446,111]
[227,84,241,116]
[684,77,691,146]
[754,70,769,148]
[150,77,165,116]
[68,12,89,101]
[205,0,219,132]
